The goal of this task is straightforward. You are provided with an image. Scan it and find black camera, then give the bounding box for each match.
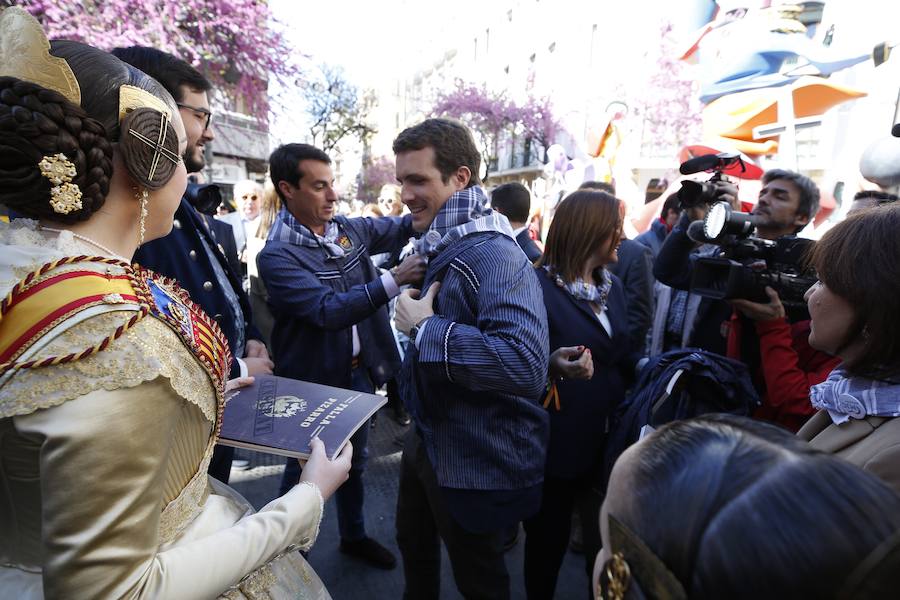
[184,183,222,216]
[689,202,816,310]
[678,152,746,208]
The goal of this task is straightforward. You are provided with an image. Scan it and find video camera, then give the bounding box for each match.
[688,201,816,310]
[185,183,223,216]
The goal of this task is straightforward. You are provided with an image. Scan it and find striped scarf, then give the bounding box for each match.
[414,186,514,257]
[267,208,347,258]
[810,367,900,425]
[543,265,612,312]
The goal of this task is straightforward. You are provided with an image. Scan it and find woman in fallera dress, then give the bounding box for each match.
[0,8,349,599]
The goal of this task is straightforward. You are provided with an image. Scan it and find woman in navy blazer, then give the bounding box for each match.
[523,190,633,600]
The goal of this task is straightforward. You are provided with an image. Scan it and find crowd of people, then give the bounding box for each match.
[1,6,900,599]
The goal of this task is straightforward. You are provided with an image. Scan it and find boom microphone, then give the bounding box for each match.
[679,154,725,175]
[679,152,743,176]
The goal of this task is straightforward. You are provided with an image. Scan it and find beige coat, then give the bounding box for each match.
[798,410,900,497]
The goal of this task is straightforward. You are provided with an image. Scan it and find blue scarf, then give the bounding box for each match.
[414,186,514,257]
[810,367,900,424]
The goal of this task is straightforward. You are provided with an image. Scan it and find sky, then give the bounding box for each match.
[266,0,680,145]
[270,0,489,88]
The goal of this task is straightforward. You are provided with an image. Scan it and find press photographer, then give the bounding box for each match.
[654,161,839,431]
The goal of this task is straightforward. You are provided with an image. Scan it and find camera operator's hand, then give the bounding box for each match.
[730,286,786,321]
[686,204,709,223]
[713,179,741,210]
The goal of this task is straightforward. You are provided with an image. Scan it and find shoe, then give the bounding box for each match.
[340,537,397,570]
[392,404,411,426]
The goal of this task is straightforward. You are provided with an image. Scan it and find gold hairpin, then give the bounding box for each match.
[39,153,83,214]
[127,110,179,184]
[0,7,81,106]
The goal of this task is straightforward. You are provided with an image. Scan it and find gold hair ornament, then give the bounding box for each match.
[0,8,170,126]
[134,186,150,246]
[39,153,82,214]
[0,7,81,106]
[604,553,632,600]
[118,85,172,123]
[598,515,687,600]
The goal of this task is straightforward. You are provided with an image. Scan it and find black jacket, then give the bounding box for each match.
[608,238,653,352]
[537,268,632,480]
[134,198,260,377]
[516,228,542,263]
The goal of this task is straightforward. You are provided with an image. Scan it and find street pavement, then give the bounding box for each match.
[230,406,588,599]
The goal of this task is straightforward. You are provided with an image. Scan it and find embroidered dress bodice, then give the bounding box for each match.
[0,219,329,599]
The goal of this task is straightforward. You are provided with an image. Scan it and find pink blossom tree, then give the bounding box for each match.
[636,21,703,160]
[16,0,301,118]
[431,81,519,178]
[432,80,562,177]
[357,155,395,203]
[516,94,561,164]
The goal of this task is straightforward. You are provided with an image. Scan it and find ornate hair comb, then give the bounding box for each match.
[0,7,81,106]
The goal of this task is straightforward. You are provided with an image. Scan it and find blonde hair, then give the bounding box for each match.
[254,178,282,239]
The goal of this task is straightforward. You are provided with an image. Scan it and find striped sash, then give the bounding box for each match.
[0,257,231,416]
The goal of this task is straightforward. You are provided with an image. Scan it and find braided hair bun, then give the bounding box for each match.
[119,107,180,191]
[0,76,114,223]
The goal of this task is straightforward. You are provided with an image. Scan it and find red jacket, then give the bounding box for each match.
[727,314,840,432]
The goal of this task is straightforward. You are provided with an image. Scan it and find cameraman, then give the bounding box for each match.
[655,169,839,431]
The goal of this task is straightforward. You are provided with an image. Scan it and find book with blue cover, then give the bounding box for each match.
[219,374,387,460]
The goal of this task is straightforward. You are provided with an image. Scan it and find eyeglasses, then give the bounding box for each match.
[176,102,213,131]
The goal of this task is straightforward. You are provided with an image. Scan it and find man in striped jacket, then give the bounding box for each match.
[392,118,550,599]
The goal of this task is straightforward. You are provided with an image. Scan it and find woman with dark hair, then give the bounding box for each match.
[593,415,900,599]
[523,190,632,599]
[797,204,900,494]
[0,8,347,598]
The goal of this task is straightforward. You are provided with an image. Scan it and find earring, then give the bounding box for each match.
[134,186,149,245]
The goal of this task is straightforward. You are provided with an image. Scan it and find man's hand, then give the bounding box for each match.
[549,346,594,380]
[392,254,427,287]
[712,179,741,210]
[245,339,269,360]
[395,282,441,336]
[686,203,708,223]
[730,286,786,321]
[243,356,274,376]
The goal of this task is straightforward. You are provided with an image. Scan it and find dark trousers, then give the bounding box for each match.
[523,476,603,600]
[207,444,234,484]
[396,429,509,600]
[279,366,373,541]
